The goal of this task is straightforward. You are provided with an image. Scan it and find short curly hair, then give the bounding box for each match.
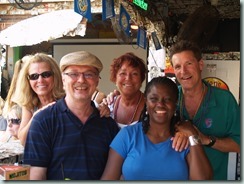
[110,52,147,84]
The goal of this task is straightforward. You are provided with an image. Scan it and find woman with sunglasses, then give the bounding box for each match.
[13,53,65,146]
[0,104,22,142]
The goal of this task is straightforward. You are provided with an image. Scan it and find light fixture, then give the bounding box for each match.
[130,19,139,30]
[130,24,139,30]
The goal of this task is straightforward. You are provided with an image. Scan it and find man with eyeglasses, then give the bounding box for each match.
[23,51,119,180]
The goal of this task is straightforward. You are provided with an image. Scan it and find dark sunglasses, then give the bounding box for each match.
[7,118,21,125]
[28,71,53,81]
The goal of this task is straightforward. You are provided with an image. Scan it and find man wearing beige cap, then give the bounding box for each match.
[23,51,119,180]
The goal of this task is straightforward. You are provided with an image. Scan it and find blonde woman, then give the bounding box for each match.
[13,53,65,145]
[0,104,22,142]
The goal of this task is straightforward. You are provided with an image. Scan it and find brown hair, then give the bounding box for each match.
[110,52,147,83]
[169,40,202,66]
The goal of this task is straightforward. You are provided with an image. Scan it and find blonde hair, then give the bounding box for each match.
[7,104,22,120]
[13,53,65,110]
[0,96,5,115]
[3,55,32,117]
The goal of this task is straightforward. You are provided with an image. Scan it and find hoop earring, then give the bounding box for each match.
[144,110,148,122]
[174,111,177,117]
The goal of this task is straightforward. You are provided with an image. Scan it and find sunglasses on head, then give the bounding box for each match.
[7,118,21,125]
[28,71,53,81]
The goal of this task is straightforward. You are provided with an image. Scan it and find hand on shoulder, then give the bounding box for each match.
[102,89,120,105]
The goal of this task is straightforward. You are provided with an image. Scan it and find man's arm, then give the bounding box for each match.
[30,166,47,180]
[197,131,240,153]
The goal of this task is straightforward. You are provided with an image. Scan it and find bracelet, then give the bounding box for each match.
[189,135,201,146]
[206,136,216,147]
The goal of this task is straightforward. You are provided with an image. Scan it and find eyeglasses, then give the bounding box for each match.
[7,118,21,125]
[28,71,53,80]
[63,72,98,80]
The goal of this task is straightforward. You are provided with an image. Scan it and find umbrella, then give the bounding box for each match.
[0,9,86,47]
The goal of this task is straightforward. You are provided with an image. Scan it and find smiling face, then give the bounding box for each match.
[7,106,21,138]
[62,65,99,102]
[28,62,54,98]
[171,50,203,91]
[115,61,142,97]
[146,83,177,126]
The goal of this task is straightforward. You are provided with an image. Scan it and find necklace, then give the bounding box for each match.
[113,92,142,125]
[180,83,205,121]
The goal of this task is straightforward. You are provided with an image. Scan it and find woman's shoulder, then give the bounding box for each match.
[122,122,142,134]
[114,122,143,143]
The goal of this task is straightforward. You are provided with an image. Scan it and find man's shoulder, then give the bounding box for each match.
[208,85,238,106]
[94,116,119,131]
[97,116,117,125]
[210,85,235,98]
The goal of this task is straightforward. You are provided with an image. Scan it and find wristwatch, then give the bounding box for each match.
[189,135,201,146]
[206,136,216,147]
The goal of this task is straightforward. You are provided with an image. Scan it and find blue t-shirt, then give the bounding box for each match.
[110,122,190,180]
[23,97,119,180]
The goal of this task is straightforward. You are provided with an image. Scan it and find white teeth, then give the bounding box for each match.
[182,76,191,80]
[75,86,86,90]
[124,84,132,87]
[37,85,47,88]
[156,110,166,114]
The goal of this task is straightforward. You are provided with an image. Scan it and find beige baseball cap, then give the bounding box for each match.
[60,51,103,73]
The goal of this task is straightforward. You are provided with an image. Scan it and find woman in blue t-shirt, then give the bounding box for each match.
[101,76,213,180]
